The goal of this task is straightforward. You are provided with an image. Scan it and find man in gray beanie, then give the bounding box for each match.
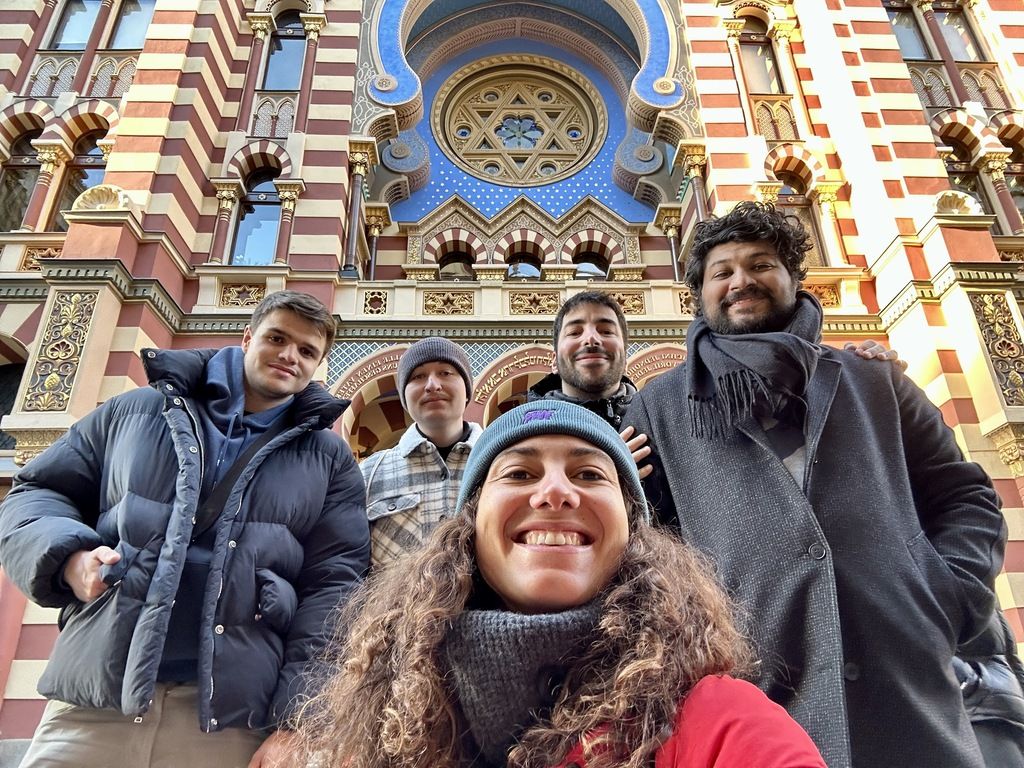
[361,336,482,567]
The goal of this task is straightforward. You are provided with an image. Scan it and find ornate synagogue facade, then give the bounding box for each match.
[0,0,1022,746]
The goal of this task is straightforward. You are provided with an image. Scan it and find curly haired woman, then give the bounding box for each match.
[295,400,825,768]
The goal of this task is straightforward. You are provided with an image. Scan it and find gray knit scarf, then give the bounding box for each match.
[443,604,601,767]
[686,290,823,439]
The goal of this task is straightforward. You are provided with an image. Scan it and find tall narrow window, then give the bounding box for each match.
[0,130,43,232]
[1007,144,1024,225]
[109,0,156,49]
[935,9,983,62]
[261,12,305,92]
[887,7,929,60]
[49,0,101,50]
[739,17,783,95]
[51,131,106,232]
[944,140,994,217]
[775,173,825,267]
[230,171,281,266]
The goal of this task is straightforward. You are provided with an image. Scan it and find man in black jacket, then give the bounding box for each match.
[0,290,369,768]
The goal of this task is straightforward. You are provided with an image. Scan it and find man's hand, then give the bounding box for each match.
[845,340,907,371]
[248,729,299,768]
[62,546,121,603]
[620,425,653,480]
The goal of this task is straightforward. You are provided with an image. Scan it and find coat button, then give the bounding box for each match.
[189,446,198,454]
[808,543,826,560]
[210,718,218,728]
[387,503,396,511]
[172,398,181,406]
[228,540,237,549]
[214,624,224,634]
[164,383,173,391]
[844,662,860,681]
[147,351,156,358]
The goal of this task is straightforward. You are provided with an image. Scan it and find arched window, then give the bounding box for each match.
[573,251,608,280]
[775,173,825,267]
[230,170,281,266]
[109,0,157,49]
[943,140,995,221]
[262,11,305,92]
[506,253,542,280]
[934,8,983,62]
[439,252,474,281]
[49,0,101,50]
[739,17,783,95]
[51,131,106,232]
[0,360,27,450]
[0,130,43,232]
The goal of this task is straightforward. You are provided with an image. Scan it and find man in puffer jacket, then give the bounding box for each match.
[0,290,369,768]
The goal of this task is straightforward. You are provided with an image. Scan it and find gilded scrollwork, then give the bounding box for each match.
[970,293,1024,407]
[806,284,841,308]
[7,428,68,467]
[987,422,1024,478]
[423,291,474,315]
[510,291,561,314]
[21,246,62,271]
[24,291,99,412]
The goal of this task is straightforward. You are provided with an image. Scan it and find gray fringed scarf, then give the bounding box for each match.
[443,604,601,767]
[686,290,823,439]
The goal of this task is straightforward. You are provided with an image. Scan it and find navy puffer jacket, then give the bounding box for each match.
[0,348,369,731]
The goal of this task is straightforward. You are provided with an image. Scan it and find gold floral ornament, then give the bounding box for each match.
[432,55,607,187]
[24,291,98,412]
[970,293,1024,407]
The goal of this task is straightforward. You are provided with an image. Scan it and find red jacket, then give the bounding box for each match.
[555,676,826,768]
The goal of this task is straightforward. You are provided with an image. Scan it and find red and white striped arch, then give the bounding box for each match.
[0,100,54,154]
[41,100,120,147]
[225,139,294,181]
[764,143,826,192]
[560,229,625,265]
[929,109,1003,160]
[493,229,555,263]
[422,228,486,264]
[991,111,1024,154]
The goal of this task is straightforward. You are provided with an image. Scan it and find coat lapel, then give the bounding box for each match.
[803,356,841,474]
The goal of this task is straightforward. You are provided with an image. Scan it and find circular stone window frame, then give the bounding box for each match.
[431,54,609,188]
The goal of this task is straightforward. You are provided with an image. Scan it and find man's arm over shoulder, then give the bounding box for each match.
[623,383,679,529]
[270,442,369,725]
[0,397,116,606]
[893,365,1005,644]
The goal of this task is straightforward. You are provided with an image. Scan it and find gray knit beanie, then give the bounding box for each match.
[455,400,647,518]
[397,337,473,408]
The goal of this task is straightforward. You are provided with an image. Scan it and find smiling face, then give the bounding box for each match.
[241,309,326,412]
[699,239,799,335]
[555,303,626,400]
[474,434,629,614]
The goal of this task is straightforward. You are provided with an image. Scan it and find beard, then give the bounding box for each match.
[705,288,797,335]
[557,351,624,397]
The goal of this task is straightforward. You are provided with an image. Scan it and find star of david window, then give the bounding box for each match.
[433,55,607,187]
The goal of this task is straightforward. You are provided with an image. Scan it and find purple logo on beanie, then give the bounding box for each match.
[523,409,555,423]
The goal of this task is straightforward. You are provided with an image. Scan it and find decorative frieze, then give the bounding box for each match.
[970,293,1024,407]
[677,287,694,315]
[604,291,645,315]
[510,291,561,314]
[220,283,265,308]
[7,428,67,467]
[424,291,474,315]
[987,422,1024,478]
[21,245,62,271]
[806,284,841,308]
[363,290,388,315]
[23,291,98,412]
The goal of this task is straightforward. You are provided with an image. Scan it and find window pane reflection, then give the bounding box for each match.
[231,204,280,266]
[110,0,156,49]
[936,11,981,62]
[50,0,101,50]
[52,166,105,232]
[0,168,38,231]
[740,43,783,94]
[262,36,304,91]
[887,10,929,60]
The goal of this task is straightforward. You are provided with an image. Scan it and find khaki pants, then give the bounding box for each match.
[18,683,266,768]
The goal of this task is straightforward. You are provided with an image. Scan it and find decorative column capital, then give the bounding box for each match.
[757,181,784,206]
[365,203,392,237]
[246,13,274,41]
[653,204,683,238]
[349,152,370,177]
[981,151,1011,180]
[274,179,305,212]
[988,422,1024,478]
[32,142,70,173]
[910,0,934,13]
[96,138,115,162]
[723,18,746,40]
[770,20,797,45]
[214,180,242,210]
[812,181,843,206]
[300,13,327,42]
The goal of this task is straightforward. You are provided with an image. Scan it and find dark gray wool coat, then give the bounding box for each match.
[0,348,370,732]
[625,347,1005,768]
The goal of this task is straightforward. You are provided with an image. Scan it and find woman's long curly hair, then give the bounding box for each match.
[295,485,751,768]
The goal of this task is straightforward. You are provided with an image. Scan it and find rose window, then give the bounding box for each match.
[433,55,607,187]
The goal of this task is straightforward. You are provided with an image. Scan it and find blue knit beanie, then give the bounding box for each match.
[455,400,647,518]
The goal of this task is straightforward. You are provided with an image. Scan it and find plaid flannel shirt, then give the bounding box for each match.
[360,421,483,568]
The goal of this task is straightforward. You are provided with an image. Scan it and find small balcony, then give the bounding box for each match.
[86,50,139,100]
[957,62,1013,116]
[26,52,81,99]
[750,94,799,144]
[908,60,1014,118]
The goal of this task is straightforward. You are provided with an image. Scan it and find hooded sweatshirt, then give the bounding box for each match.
[158,346,292,681]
